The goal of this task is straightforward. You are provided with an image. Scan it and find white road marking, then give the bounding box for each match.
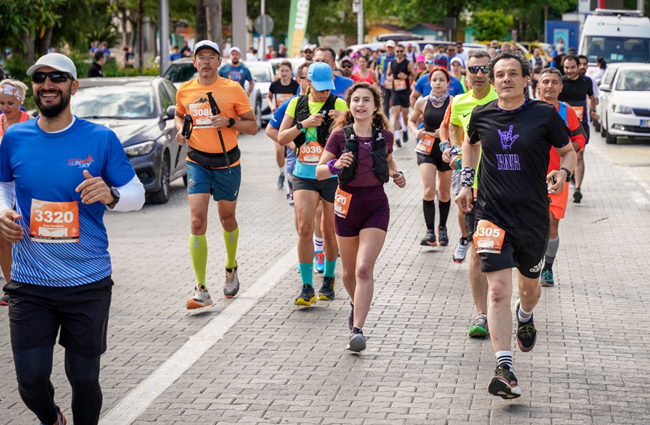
[99,247,296,425]
[629,191,649,205]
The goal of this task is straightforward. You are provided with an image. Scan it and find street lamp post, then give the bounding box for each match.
[159,0,170,76]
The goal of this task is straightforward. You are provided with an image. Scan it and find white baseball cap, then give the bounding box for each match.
[386,40,396,48]
[27,53,77,80]
[230,47,241,55]
[193,40,221,55]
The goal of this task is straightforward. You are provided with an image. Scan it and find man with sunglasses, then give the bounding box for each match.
[386,43,415,146]
[339,57,353,78]
[0,53,145,425]
[456,51,576,399]
[303,45,315,62]
[447,50,497,339]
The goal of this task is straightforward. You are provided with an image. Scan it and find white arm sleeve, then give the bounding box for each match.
[0,181,16,213]
[107,175,145,212]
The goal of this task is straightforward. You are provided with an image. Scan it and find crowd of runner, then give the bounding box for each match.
[0,35,598,423]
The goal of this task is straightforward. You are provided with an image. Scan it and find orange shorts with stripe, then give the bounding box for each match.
[549,182,570,220]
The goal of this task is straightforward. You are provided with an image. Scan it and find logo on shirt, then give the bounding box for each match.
[497,125,519,150]
[67,155,95,169]
[228,71,242,82]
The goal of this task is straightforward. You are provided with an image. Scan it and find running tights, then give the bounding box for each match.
[14,346,102,425]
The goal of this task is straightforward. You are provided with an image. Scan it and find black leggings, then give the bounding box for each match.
[14,346,103,425]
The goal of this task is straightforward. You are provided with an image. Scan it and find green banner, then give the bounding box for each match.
[287,0,310,58]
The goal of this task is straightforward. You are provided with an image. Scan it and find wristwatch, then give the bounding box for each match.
[295,121,304,131]
[227,117,235,128]
[107,188,120,209]
[559,167,573,181]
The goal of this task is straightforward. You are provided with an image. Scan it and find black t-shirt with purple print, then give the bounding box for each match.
[467,99,570,229]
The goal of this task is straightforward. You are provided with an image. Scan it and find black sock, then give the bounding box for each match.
[438,200,450,227]
[544,255,555,270]
[423,200,435,231]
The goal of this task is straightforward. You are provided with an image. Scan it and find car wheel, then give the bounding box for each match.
[255,98,262,132]
[605,130,617,144]
[148,151,171,204]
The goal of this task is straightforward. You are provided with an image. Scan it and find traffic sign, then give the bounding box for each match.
[255,15,274,35]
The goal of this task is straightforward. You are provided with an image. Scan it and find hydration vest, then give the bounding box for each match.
[338,125,390,186]
[293,94,337,149]
[558,101,586,139]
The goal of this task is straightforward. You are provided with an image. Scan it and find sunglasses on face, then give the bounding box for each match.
[396,50,404,53]
[304,50,313,54]
[32,71,73,83]
[341,64,352,68]
[467,65,488,74]
[425,60,435,65]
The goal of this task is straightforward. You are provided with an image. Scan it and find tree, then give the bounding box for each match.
[472,10,514,41]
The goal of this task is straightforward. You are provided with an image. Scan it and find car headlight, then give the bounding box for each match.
[613,104,632,114]
[124,141,156,156]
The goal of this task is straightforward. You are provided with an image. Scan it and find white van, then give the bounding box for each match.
[579,9,650,79]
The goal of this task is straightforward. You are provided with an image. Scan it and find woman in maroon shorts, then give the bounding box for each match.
[316,82,406,352]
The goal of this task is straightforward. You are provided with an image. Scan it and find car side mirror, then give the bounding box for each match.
[600,84,610,92]
[166,105,176,120]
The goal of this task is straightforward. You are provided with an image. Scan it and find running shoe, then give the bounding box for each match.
[403,131,409,143]
[573,188,582,204]
[348,301,354,331]
[515,299,537,352]
[0,292,8,306]
[488,366,521,399]
[295,284,316,306]
[438,226,449,246]
[468,314,489,337]
[224,266,240,298]
[540,269,554,287]
[453,237,469,264]
[347,327,366,352]
[187,285,213,310]
[395,138,402,148]
[420,230,437,246]
[318,276,336,301]
[314,251,325,274]
[40,405,67,425]
[277,172,285,189]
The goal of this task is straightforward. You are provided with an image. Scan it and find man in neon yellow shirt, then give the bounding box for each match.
[446,50,497,338]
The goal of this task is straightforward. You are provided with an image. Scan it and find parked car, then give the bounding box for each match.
[599,64,650,144]
[593,62,628,132]
[163,58,264,129]
[243,60,274,124]
[70,77,186,204]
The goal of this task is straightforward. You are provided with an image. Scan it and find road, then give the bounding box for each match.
[1,125,650,425]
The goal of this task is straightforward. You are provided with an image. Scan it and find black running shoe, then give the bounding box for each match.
[349,301,354,331]
[395,138,402,148]
[515,299,537,352]
[420,230,436,246]
[488,366,522,399]
[438,226,449,246]
[295,285,316,306]
[403,131,408,143]
[318,276,336,301]
[573,188,582,204]
[0,293,8,306]
[347,327,366,352]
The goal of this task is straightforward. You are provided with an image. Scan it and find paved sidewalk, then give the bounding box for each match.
[1,129,650,425]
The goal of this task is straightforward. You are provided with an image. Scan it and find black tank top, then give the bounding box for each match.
[391,59,411,88]
[423,95,450,133]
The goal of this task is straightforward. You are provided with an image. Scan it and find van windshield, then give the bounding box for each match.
[584,36,650,64]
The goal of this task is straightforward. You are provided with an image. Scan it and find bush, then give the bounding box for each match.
[4,56,36,110]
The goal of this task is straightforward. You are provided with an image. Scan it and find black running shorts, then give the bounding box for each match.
[292,176,337,203]
[391,89,410,108]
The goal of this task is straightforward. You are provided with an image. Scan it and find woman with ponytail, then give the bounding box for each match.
[316,82,406,352]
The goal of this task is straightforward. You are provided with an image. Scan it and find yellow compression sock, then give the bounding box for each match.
[189,234,208,287]
[223,227,239,270]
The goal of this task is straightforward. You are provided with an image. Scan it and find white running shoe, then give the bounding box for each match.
[187,286,213,310]
[453,237,469,264]
[224,267,240,298]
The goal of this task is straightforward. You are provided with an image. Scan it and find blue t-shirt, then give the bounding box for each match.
[414,73,465,97]
[0,118,136,287]
[218,64,254,89]
[376,54,395,87]
[269,95,298,174]
[169,53,182,61]
[333,75,354,98]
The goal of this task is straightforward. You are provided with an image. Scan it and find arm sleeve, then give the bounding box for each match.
[324,129,344,157]
[548,109,571,148]
[0,181,16,212]
[269,100,291,129]
[108,175,145,212]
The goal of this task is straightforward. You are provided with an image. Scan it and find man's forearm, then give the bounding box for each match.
[461,139,480,170]
[233,118,258,135]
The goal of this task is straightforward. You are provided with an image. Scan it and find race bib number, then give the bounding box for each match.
[571,106,584,121]
[334,187,353,219]
[298,143,323,165]
[393,79,407,91]
[473,220,505,254]
[189,103,213,128]
[384,79,393,90]
[276,93,293,107]
[416,135,435,154]
[30,199,79,243]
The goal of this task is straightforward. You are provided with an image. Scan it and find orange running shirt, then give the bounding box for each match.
[175,77,252,160]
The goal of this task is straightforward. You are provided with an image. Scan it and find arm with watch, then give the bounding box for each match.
[75,170,145,212]
[546,143,577,195]
[277,112,325,147]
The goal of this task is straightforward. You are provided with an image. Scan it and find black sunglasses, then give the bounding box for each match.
[341,64,352,68]
[32,72,73,83]
[304,50,313,54]
[467,65,488,74]
[396,50,405,53]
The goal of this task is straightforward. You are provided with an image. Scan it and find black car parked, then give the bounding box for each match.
[71,77,187,204]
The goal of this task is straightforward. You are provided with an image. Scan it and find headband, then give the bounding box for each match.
[0,84,24,103]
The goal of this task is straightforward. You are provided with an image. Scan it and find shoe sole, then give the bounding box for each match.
[187,299,213,310]
[488,376,521,399]
[540,281,554,287]
[224,288,239,298]
[452,256,466,264]
[439,241,449,246]
[318,294,334,301]
[0,301,7,306]
[573,191,582,203]
[420,241,437,246]
[295,297,316,306]
[468,327,488,338]
[347,334,366,352]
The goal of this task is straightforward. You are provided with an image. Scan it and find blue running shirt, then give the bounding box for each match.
[0,118,136,286]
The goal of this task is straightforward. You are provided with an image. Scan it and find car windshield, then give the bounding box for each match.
[247,65,272,83]
[584,36,650,64]
[615,69,650,91]
[71,85,156,119]
[164,63,198,83]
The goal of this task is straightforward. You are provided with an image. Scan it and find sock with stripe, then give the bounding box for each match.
[518,305,533,323]
[189,234,207,288]
[223,227,239,270]
[496,350,513,371]
[313,235,324,253]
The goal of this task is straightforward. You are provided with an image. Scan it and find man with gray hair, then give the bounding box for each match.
[456,52,576,399]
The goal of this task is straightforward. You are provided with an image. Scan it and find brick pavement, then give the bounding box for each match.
[1,128,650,425]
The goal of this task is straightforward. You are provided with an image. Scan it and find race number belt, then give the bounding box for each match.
[30,199,79,243]
[416,135,435,154]
[334,187,352,219]
[298,143,323,165]
[473,220,505,254]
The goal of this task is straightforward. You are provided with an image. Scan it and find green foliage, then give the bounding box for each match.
[0,0,64,51]
[51,0,119,51]
[472,10,514,41]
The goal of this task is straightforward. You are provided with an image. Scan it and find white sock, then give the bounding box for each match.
[395,129,401,140]
[279,166,284,174]
[518,305,533,323]
[313,235,323,253]
[496,350,513,371]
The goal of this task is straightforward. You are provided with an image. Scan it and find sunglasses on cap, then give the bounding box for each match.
[32,71,73,83]
[467,65,488,74]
